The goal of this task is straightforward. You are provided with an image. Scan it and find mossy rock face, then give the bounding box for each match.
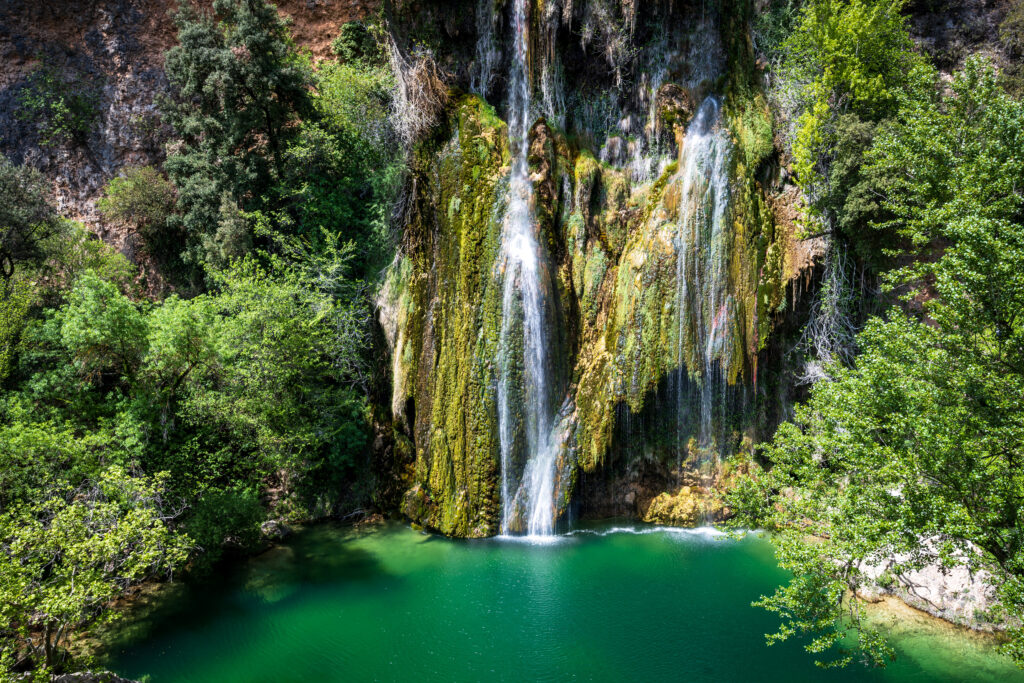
[384,94,510,537]
[642,486,719,526]
[381,11,807,534]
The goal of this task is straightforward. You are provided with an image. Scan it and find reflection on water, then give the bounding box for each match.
[105,522,1023,683]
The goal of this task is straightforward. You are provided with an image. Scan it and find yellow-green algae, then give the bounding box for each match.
[389,94,510,537]
[386,63,799,535]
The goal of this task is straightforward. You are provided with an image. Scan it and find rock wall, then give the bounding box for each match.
[381,0,822,536]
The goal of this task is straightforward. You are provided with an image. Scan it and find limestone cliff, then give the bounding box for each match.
[380,0,822,536]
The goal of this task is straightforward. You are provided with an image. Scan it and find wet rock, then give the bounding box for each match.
[641,485,722,526]
[25,673,139,683]
[260,520,293,541]
[655,83,695,134]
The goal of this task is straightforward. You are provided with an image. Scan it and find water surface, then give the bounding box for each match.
[108,523,1023,682]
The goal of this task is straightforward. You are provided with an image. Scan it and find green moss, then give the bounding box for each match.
[388,7,803,530]
[390,94,510,537]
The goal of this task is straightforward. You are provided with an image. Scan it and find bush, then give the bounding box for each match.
[331,21,381,65]
[97,166,177,238]
[58,271,148,380]
[0,155,63,282]
[16,62,101,147]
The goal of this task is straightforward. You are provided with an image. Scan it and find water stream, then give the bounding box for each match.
[673,96,733,458]
[497,0,560,537]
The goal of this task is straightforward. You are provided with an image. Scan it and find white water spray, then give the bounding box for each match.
[498,0,560,537]
[674,96,733,455]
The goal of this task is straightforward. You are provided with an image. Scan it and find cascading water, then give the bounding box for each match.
[497,0,560,537]
[471,0,500,100]
[673,96,733,457]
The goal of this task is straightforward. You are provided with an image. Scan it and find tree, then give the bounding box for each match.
[0,419,92,513]
[778,0,923,255]
[276,58,401,272]
[0,155,63,282]
[0,278,34,383]
[97,167,176,234]
[0,466,189,675]
[160,0,312,270]
[59,271,148,381]
[729,57,1024,667]
[98,165,189,286]
[174,257,369,495]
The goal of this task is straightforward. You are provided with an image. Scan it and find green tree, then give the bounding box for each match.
[783,0,918,182]
[0,279,34,383]
[35,224,138,304]
[0,466,189,675]
[729,57,1024,668]
[270,56,401,273]
[331,21,380,66]
[58,271,148,381]
[777,0,925,265]
[176,257,368,495]
[0,419,96,513]
[97,167,176,233]
[97,166,183,277]
[0,155,63,282]
[160,0,312,270]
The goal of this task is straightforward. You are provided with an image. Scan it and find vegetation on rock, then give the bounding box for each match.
[3,0,1024,676]
[729,0,1024,668]
[0,0,399,676]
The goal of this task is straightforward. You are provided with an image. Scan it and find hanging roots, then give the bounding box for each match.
[792,239,864,385]
[388,35,450,148]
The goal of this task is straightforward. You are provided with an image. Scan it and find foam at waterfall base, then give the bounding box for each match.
[495,524,735,545]
[495,533,568,546]
[568,525,728,540]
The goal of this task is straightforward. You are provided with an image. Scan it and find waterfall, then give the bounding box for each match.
[673,97,733,457]
[497,0,561,537]
[471,0,500,100]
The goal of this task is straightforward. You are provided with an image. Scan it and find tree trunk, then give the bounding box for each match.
[43,621,53,670]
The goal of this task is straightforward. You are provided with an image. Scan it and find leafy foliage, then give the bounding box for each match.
[783,0,919,181]
[773,0,924,270]
[97,167,176,235]
[16,62,101,147]
[0,155,64,282]
[160,0,312,270]
[729,57,1024,668]
[273,59,402,271]
[0,467,189,673]
[0,0,400,676]
[97,166,184,278]
[752,0,804,66]
[331,21,381,66]
[59,272,148,380]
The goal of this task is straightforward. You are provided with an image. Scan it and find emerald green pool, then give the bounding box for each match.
[108,523,1023,682]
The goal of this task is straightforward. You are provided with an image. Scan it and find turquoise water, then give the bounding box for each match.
[108,523,1023,682]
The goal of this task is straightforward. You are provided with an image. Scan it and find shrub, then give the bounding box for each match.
[16,62,101,147]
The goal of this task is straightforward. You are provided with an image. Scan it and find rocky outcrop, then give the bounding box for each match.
[383,0,817,537]
[260,519,294,541]
[858,542,1007,632]
[381,94,511,537]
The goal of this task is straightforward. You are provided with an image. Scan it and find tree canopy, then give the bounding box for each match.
[729,56,1024,667]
